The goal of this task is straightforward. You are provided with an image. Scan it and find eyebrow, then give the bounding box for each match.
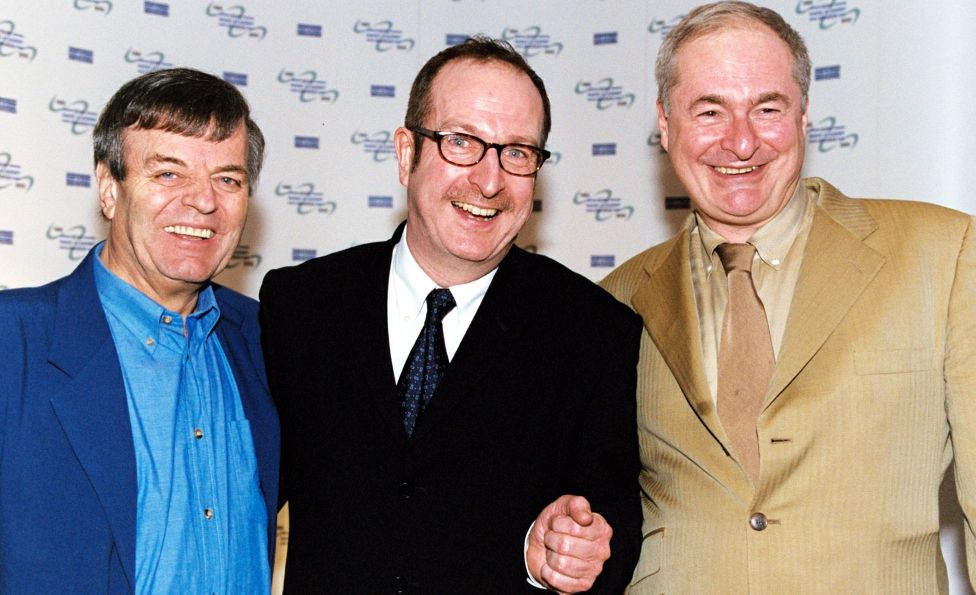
[687,91,791,111]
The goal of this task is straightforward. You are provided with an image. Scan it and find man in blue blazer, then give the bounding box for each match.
[0,68,278,593]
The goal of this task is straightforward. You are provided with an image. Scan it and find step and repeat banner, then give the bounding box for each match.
[2,1,975,592]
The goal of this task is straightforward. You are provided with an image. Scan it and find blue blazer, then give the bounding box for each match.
[0,249,279,594]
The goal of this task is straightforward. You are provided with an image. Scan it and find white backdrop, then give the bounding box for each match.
[2,1,974,592]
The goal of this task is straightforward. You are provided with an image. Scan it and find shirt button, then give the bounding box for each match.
[145,337,154,346]
[749,512,768,531]
[398,481,414,499]
[162,315,172,325]
[194,428,204,440]
[392,576,409,593]
[203,508,214,520]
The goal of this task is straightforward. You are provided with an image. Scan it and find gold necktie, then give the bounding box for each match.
[716,243,774,483]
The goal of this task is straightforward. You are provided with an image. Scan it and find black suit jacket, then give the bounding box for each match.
[260,228,641,593]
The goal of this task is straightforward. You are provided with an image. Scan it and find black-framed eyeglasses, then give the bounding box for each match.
[409,126,551,177]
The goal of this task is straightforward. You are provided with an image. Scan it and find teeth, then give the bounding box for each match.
[453,201,498,218]
[164,225,214,239]
[715,165,758,175]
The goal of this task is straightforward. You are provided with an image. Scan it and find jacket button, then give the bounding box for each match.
[398,481,414,499]
[749,512,768,531]
[392,576,409,593]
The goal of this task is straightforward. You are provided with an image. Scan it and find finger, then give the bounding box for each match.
[550,511,612,540]
[544,529,611,561]
[567,495,594,526]
[540,561,598,594]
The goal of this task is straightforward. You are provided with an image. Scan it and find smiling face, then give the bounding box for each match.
[394,58,544,286]
[659,25,808,242]
[97,123,249,315]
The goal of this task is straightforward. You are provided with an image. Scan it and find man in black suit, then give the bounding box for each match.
[260,37,641,593]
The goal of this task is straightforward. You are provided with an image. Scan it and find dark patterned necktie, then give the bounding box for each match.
[716,243,774,483]
[398,288,456,437]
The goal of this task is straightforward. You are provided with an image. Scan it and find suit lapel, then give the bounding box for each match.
[765,181,885,409]
[47,253,136,589]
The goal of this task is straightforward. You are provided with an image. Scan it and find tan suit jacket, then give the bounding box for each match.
[600,178,976,593]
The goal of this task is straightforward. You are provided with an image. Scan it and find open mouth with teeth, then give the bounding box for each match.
[452,201,499,220]
[164,225,215,239]
[714,165,759,175]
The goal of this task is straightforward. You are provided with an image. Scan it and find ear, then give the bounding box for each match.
[656,100,670,152]
[393,127,415,187]
[800,98,809,137]
[95,161,119,220]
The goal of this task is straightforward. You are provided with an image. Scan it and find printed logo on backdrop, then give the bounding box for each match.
[814,65,841,81]
[47,224,97,261]
[275,182,336,215]
[294,136,319,149]
[573,189,635,222]
[297,24,321,38]
[591,255,615,268]
[278,70,339,103]
[74,0,113,14]
[648,131,667,155]
[49,98,98,135]
[797,1,860,29]
[368,195,393,209]
[648,14,684,38]
[66,172,91,188]
[69,47,94,64]
[594,32,617,46]
[0,20,38,61]
[501,26,563,57]
[205,3,267,39]
[124,48,173,73]
[144,2,169,17]
[351,130,395,162]
[0,152,34,192]
[0,96,15,113]
[0,230,11,245]
[806,116,858,152]
[226,245,261,268]
[575,79,635,110]
[353,20,414,52]
[292,248,316,262]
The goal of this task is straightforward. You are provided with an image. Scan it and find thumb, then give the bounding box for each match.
[567,495,594,526]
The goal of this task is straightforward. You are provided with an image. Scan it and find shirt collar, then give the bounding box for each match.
[391,226,496,319]
[93,242,221,353]
[694,182,811,274]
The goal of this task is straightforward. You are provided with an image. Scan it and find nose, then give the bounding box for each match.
[467,146,506,199]
[182,179,218,213]
[721,115,760,161]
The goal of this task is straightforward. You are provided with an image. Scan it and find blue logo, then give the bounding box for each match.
[575,78,635,110]
[49,97,98,135]
[445,34,469,46]
[501,26,563,57]
[665,196,690,210]
[532,199,542,213]
[278,69,339,103]
[0,96,15,114]
[592,143,616,156]
[368,195,393,209]
[796,1,860,29]
[353,20,415,52]
[66,172,91,188]
[124,48,172,73]
[814,65,841,81]
[223,72,247,86]
[292,248,316,261]
[68,47,94,64]
[0,20,38,61]
[0,230,12,245]
[370,85,395,98]
[0,152,34,191]
[351,130,395,162]
[593,32,617,46]
[294,136,320,149]
[226,245,262,268]
[47,224,97,261]
[74,0,113,14]
[573,189,635,221]
[144,1,169,16]
[297,23,322,37]
[205,3,267,39]
[648,14,684,38]
[806,116,858,152]
[274,182,336,215]
[590,255,616,268]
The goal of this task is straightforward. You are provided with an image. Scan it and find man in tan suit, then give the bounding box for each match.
[601,1,976,592]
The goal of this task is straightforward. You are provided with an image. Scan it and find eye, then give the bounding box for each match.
[155,171,180,185]
[697,110,719,118]
[444,134,471,149]
[504,146,529,162]
[216,175,245,190]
